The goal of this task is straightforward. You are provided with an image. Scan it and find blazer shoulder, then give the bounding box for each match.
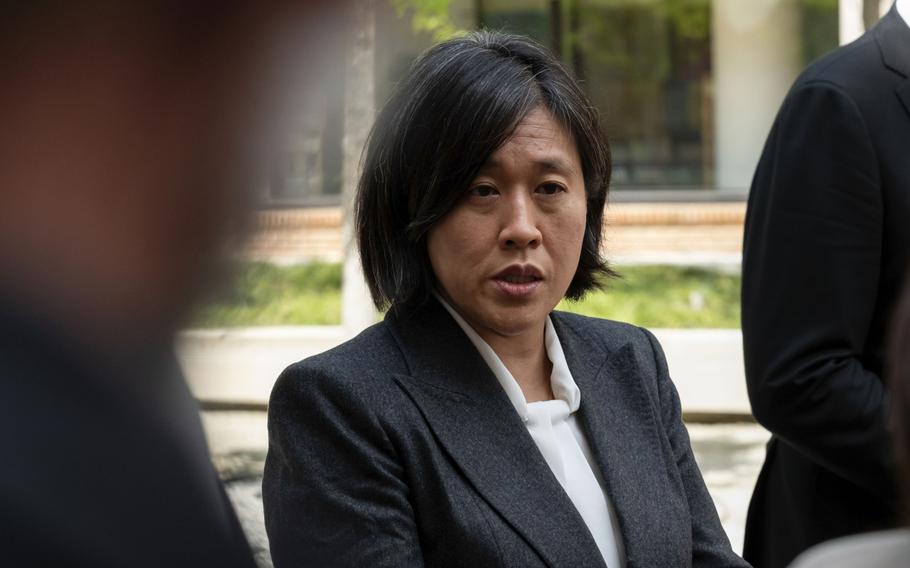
[551,310,653,352]
[793,26,890,96]
[269,321,407,405]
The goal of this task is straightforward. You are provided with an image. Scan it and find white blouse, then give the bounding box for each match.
[438,297,626,568]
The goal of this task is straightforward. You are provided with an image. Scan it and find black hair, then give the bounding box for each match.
[356,30,614,311]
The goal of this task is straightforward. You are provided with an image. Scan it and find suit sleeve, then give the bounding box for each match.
[640,328,752,568]
[262,363,425,568]
[741,81,896,503]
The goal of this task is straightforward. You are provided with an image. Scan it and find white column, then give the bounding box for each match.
[840,0,865,44]
[713,0,802,191]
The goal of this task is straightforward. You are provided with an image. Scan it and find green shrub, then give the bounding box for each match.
[194,262,343,326]
[559,265,740,328]
[192,262,740,329]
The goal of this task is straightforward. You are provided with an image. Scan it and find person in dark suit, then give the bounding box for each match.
[0,2,334,566]
[789,273,910,568]
[263,31,748,568]
[741,3,910,567]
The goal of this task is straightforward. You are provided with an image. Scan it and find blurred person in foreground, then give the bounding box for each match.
[263,31,749,568]
[0,2,333,566]
[741,2,910,567]
[789,275,910,567]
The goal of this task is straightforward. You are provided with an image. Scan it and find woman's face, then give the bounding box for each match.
[427,106,588,344]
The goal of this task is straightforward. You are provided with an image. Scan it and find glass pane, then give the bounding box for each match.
[481,0,553,45]
[267,46,345,204]
[569,0,839,190]
[570,0,712,188]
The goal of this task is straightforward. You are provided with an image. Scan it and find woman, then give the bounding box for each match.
[263,31,748,568]
[789,276,910,568]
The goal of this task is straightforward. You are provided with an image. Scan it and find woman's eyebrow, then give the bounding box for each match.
[535,157,577,175]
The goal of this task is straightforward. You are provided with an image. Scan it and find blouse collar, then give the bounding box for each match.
[435,294,582,422]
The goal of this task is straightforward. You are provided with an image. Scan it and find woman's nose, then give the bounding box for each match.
[499,194,542,249]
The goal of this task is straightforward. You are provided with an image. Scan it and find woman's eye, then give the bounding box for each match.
[468,185,498,198]
[536,182,566,195]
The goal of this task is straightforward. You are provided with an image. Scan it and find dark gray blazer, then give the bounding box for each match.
[263,299,748,567]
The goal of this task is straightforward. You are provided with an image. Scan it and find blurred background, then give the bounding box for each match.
[180,1,894,566]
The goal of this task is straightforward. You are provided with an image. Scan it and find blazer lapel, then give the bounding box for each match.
[386,301,606,568]
[552,315,684,567]
[897,81,910,120]
[876,6,910,119]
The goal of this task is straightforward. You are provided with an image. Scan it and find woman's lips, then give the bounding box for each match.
[493,266,543,298]
[493,278,542,297]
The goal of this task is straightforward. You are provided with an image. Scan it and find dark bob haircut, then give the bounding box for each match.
[356,30,613,311]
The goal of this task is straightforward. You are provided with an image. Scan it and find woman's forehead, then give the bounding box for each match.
[480,107,581,174]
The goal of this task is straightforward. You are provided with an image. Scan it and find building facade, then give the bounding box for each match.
[245,0,887,264]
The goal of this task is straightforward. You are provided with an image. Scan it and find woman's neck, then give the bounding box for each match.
[482,324,555,403]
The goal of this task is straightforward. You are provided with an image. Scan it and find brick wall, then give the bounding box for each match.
[239,202,746,264]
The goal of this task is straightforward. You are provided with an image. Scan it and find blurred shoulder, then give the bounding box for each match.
[789,529,910,568]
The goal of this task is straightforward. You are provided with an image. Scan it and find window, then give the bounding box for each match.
[477,0,838,191]
[261,0,840,206]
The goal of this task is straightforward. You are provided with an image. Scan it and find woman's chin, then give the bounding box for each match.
[480,307,550,338]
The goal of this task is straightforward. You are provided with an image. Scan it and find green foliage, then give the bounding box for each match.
[569,0,711,83]
[193,262,343,327]
[797,0,840,64]
[663,0,711,41]
[191,262,740,329]
[581,0,710,40]
[391,0,463,42]
[559,265,740,328]
[800,0,838,9]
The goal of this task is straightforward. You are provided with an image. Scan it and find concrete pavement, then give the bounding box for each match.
[180,326,752,417]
